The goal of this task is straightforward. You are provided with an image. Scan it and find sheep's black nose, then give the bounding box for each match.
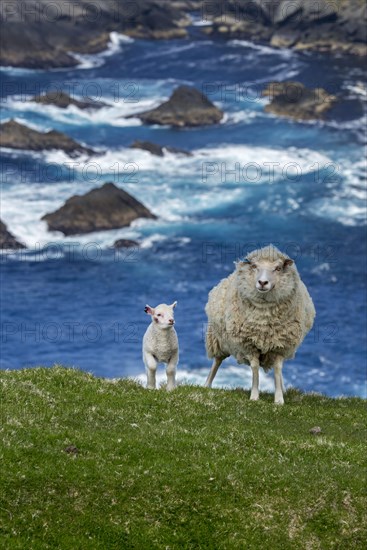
[259,280,268,288]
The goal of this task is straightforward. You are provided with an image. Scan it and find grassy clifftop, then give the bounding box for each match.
[1,366,366,549]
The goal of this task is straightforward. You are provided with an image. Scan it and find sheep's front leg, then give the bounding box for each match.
[205,357,224,388]
[250,357,260,401]
[273,356,285,405]
[144,352,158,390]
[166,351,178,391]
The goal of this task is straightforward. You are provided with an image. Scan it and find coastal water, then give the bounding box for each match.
[1,28,366,396]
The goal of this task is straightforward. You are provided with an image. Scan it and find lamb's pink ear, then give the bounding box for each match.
[283,259,294,268]
[170,301,177,309]
[144,305,154,315]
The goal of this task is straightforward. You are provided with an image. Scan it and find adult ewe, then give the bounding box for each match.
[205,245,315,404]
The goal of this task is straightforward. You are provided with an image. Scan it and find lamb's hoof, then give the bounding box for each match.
[166,385,175,392]
[147,385,156,390]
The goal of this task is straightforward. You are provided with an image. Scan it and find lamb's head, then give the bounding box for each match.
[144,301,177,329]
[236,245,297,303]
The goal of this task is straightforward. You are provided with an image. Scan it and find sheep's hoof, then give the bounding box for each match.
[274,398,284,405]
[250,393,259,401]
[166,385,175,391]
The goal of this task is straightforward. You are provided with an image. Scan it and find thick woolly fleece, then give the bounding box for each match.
[205,246,316,370]
[143,323,179,365]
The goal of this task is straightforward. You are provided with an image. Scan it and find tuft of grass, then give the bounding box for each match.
[0,366,366,549]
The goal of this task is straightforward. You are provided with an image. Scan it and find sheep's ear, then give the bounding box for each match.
[170,301,177,309]
[144,305,154,315]
[283,259,294,269]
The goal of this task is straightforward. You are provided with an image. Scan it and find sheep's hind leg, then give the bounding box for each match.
[205,357,224,388]
[144,352,158,390]
[273,357,285,405]
[250,357,260,401]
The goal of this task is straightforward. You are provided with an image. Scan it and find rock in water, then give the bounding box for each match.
[0,220,26,249]
[0,0,189,69]
[130,140,165,157]
[32,91,106,110]
[262,82,337,120]
[42,183,157,236]
[0,120,94,157]
[133,85,223,127]
[130,140,192,156]
[114,239,140,249]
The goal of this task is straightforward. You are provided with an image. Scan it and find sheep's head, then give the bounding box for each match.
[144,301,177,329]
[236,246,296,303]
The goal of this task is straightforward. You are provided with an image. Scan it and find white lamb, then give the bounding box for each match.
[143,302,179,391]
[205,245,315,404]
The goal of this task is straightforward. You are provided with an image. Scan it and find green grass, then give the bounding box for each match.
[0,366,366,549]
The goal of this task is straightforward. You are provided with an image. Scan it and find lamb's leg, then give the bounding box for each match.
[273,357,285,405]
[250,357,260,401]
[205,357,223,388]
[166,351,178,391]
[144,352,158,390]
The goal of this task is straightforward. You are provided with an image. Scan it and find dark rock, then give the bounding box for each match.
[114,239,140,248]
[262,81,337,121]
[32,91,106,110]
[133,85,223,127]
[0,1,190,69]
[271,29,300,48]
[42,183,157,236]
[204,0,367,57]
[274,1,303,25]
[302,0,337,25]
[130,140,165,156]
[0,220,26,249]
[0,120,95,157]
[130,140,192,156]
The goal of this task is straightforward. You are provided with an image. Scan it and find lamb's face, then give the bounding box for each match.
[145,302,177,329]
[237,257,295,301]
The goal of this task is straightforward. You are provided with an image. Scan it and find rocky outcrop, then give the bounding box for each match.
[42,183,156,235]
[204,0,367,57]
[32,91,106,110]
[114,239,140,248]
[130,140,192,156]
[0,0,190,69]
[132,86,223,127]
[0,220,26,249]
[262,82,338,120]
[0,120,94,157]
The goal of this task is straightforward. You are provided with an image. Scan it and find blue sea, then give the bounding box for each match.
[1,27,366,397]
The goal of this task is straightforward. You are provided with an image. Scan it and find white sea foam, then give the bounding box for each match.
[1,141,364,250]
[229,39,294,59]
[71,32,134,69]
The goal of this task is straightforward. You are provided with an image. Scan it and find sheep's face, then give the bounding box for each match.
[145,302,177,329]
[237,257,295,302]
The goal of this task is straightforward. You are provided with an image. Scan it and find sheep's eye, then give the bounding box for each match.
[274,266,281,272]
[157,313,162,317]
[250,264,257,269]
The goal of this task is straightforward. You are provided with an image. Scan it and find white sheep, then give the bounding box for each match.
[205,245,315,404]
[143,302,179,390]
